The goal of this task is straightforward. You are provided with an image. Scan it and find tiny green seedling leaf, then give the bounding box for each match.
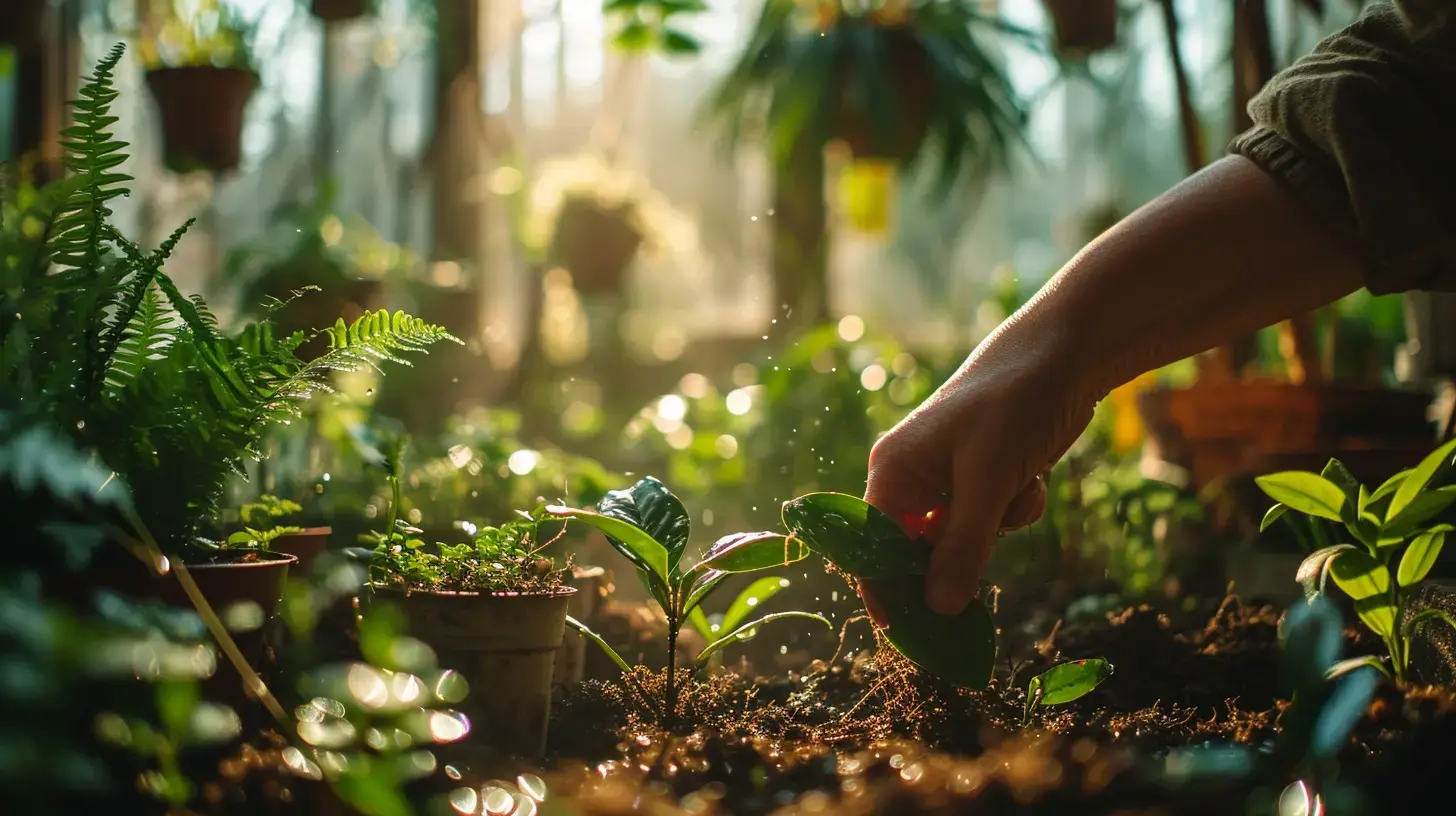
[718,576,792,635]
[1023,658,1113,723]
[699,531,809,573]
[1387,437,1456,521]
[1253,472,1346,523]
[693,611,831,666]
[1397,529,1447,586]
[1325,655,1390,681]
[681,568,727,618]
[1260,503,1288,533]
[781,492,932,578]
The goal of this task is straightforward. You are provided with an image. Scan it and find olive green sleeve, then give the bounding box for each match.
[1229,1,1456,294]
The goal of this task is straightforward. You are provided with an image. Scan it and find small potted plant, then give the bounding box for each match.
[139,0,259,173]
[1041,0,1119,57]
[227,494,333,574]
[519,153,693,296]
[0,0,48,50]
[706,0,1028,193]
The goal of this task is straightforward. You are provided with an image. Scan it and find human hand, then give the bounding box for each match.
[861,321,1098,622]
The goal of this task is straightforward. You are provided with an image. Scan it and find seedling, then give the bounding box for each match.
[781,492,997,688]
[225,495,304,550]
[1255,441,1456,683]
[1022,658,1113,725]
[548,477,829,726]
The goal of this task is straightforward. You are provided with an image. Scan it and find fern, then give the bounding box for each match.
[105,285,176,393]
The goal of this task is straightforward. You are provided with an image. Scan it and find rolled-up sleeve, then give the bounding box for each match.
[1230,1,1456,294]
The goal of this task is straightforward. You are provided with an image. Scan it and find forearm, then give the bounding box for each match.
[1001,156,1363,399]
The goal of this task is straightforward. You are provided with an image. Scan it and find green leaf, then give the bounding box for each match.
[545,505,670,596]
[1368,468,1412,509]
[694,611,830,666]
[719,576,792,635]
[1353,595,1397,638]
[1357,484,1373,518]
[1397,529,1447,586]
[698,531,808,573]
[1403,608,1456,638]
[1325,655,1390,681]
[1253,471,1346,523]
[565,615,633,676]
[156,681,199,737]
[1024,658,1113,720]
[596,476,692,578]
[680,568,727,618]
[781,492,932,578]
[1260,503,1287,532]
[1327,547,1389,600]
[1295,544,1354,600]
[861,574,997,689]
[660,28,702,54]
[612,20,655,51]
[1387,438,1456,521]
[687,606,713,640]
[1321,458,1361,523]
[1381,486,1456,540]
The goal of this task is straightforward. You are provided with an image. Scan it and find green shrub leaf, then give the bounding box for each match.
[1397,529,1447,586]
[699,531,808,573]
[1260,503,1287,532]
[719,576,792,635]
[1387,438,1456,521]
[1328,548,1389,600]
[1253,472,1346,522]
[595,476,691,577]
[546,505,670,595]
[781,492,932,578]
[1024,658,1113,720]
[1381,486,1456,540]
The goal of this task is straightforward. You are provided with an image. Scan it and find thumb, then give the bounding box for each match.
[924,469,1006,616]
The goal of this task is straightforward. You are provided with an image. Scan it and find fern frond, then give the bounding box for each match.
[96,219,194,381]
[51,43,132,273]
[267,309,459,408]
[105,285,177,393]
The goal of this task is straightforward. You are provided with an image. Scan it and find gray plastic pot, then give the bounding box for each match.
[380,585,576,759]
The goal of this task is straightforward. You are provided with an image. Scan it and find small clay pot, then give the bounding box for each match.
[1042,0,1119,57]
[312,0,370,22]
[551,197,643,296]
[145,66,259,174]
[0,0,48,51]
[270,527,332,575]
[376,585,576,759]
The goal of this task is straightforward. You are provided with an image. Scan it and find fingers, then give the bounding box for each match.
[1000,476,1047,531]
[924,464,1006,616]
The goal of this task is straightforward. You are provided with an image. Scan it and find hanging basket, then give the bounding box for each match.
[145,66,259,174]
[311,0,370,22]
[0,0,47,51]
[832,28,935,161]
[551,197,644,297]
[1042,0,1119,57]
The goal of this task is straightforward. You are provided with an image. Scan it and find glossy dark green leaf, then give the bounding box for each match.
[861,574,996,689]
[1381,486,1456,540]
[681,568,727,617]
[1254,471,1346,523]
[699,531,808,573]
[1398,529,1447,586]
[781,492,932,578]
[545,505,670,596]
[694,611,830,666]
[1387,438,1456,521]
[1024,658,1112,719]
[596,476,692,577]
[1321,459,1361,523]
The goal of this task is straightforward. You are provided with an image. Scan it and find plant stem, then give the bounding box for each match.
[665,617,679,730]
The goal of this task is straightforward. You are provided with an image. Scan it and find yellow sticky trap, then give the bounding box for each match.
[838,159,896,235]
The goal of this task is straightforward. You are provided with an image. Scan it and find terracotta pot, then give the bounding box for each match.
[270,527,332,575]
[91,550,295,718]
[0,0,47,50]
[553,566,608,686]
[312,0,369,22]
[551,198,643,296]
[376,585,576,759]
[145,67,259,174]
[833,27,934,161]
[1041,0,1119,56]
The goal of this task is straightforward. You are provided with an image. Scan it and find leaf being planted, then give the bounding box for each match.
[1024,658,1113,720]
[1253,471,1346,523]
[861,575,997,689]
[781,492,932,578]
[699,531,809,573]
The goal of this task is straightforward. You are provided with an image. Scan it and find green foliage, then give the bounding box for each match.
[603,0,707,55]
[553,476,829,725]
[704,0,1030,195]
[369,509,568,595]
[1255,441,1456,683]
[1022,658,1113,724]
[225,494,304,549]
[0,45,459,555]
[782,491,996,689]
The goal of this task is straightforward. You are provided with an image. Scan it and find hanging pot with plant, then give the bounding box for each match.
[1041,0,1120,57]
[551,196,644,296]
[364,509,575,759]
[146,66,259,173]
[311,0,370,22]
[0,0,48,51]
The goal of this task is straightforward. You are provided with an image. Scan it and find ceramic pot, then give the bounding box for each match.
[832,27,934,161]
[1042,0,1119,56]
[270,527,332,575]
[145,67,259,173]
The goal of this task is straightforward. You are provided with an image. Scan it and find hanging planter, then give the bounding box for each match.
[311,0,370,22]
[0,0,47,51]
[1041,0,1119,57]
[145,66,259,173]
[550,196,645,296]
[832,29,936,162]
